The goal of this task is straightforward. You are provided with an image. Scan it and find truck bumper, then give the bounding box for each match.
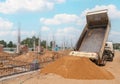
[69,51,98,60]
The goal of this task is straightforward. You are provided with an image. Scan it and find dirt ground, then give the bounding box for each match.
[1,50,120,84]
[13,51,64,63]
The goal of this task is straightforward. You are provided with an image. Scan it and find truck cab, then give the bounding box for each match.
[104,42,114,61]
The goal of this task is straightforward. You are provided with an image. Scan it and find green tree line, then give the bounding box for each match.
[0,40,16,48]
[113,43,120,50]
[21,36,47,48]
[0,36,53,48]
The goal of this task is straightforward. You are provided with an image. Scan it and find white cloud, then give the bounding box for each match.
[55,27,80,39]
[0,30,36,42]
[0,0,66,14]
[0,30,36,37]
[108,31,120,42]
[0,17,36,41]
[53,0,66,3]
[54,27,81,46]
[57,27,78,34]
[41,26,50,31]
[110,31,120,36]
[0,17,13,30]
[40,13,79,25]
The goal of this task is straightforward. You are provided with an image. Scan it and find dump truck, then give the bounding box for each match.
[69,9,112,65]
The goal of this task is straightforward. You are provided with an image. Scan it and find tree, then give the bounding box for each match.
[50,41,52,48]
[41,40,46,48]
[7,41,14,48]
[21,37,33,48]
[113,43,120,50]
[21,36,47,48]
[0,40,7,47]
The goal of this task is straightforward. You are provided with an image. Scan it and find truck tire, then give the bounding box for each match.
[101,55,107,66]
[110,53,114,61]
[94,59,99,65]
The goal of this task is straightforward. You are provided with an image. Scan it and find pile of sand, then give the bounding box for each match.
[0,52,11,57]
[14,51,63,63]
[41,51,63,61]
[41,56,114,80]
[14,51,37,63]
[58,50,72,56]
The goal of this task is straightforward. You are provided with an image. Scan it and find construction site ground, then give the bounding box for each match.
[0,50,120,84]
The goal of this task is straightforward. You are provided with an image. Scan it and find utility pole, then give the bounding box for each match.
[46,38,48,51]
[33,37,36,52]
[38,32,41,53]
[16,23,21,54]
[70,38,73,50]
[62,37,65,51]
[52,35,55,51]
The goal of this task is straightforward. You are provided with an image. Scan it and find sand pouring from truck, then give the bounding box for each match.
[69,9,114,65]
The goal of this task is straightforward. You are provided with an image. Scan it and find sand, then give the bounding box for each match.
[14,52,37,63]
[41,56,114,80]
[14,51,64,63]
[0,52,11,57]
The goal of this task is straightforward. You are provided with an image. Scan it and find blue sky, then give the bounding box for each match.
[0,0,120,46]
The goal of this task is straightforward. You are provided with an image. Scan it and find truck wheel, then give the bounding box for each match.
[101,55,107,66]
[94,60,99,65]
[95,58,102,66]
[110,53,113,61]
[110,58,113,61]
